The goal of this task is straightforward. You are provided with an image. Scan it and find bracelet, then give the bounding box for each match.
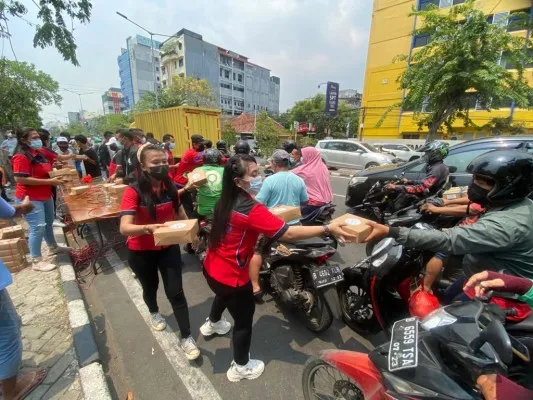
[322,224,330,237]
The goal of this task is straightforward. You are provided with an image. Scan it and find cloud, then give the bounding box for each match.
[6,0,372,122]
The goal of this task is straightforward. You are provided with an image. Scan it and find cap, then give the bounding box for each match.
[191,134,206,144]
[106,137,118,146]
[271,149,290,163]
[56,137,68,143]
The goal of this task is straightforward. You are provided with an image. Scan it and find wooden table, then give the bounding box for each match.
[60,185,123,274]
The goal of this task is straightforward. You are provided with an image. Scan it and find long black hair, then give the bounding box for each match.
[209,154,257,250]
[135,144,179,221]
[14,127,39,156]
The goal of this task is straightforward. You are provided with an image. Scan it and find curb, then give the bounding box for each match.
[54,227,112,400]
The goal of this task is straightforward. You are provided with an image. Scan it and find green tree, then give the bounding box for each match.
[0,59,61,129]
[221,124,238,147]
[482,117,527,136]
[388,0,533,140]
[134,76,216,112]
[1,0,92,66]
[90,114,133,134]
[255,112,282,157]
[65,121,88,136]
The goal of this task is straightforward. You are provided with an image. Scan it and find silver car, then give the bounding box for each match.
[316,139,394,169]
[375,143,422,162]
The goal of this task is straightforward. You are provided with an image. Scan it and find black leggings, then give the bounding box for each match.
[128,246,191,338]
[204,270,255,365]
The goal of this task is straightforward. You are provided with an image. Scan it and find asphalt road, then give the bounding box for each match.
[82,175,372,400]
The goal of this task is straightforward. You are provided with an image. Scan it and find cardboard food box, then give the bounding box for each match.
[330,213,373,243]
[188,169,208,186]
[109,184,127,196]
[0,238,28,256]
[442,186,468,201]
[0,225,24,240]
[102,183,116,190]
[4,257,29,273]
[49,169,72,178]
[0,219,11,229]
[153,219,199,246]
[269,205,302,223]
[70,185,90,196]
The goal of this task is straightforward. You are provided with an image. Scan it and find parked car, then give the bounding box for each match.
[375,143,422,162]
[316,139,394,169]
[345,136,533,209]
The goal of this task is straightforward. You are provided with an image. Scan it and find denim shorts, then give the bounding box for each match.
[0,289,22,380]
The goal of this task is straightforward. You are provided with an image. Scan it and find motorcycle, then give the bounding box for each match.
[258,236,343,333]
[302,300,533,399]
[301,203,336,226]
[193,218,211,262]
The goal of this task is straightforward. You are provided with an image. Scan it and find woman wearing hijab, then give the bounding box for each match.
[291,147,333,218]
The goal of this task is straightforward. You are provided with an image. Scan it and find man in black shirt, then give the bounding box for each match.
[74,135,102,179]
[108,130,139,185]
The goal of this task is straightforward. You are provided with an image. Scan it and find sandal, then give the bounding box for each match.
[14,368,47,400]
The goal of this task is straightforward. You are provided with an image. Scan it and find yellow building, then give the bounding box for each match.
[360,0,533,140]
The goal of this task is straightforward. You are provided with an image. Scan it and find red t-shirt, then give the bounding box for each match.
[204,194,288,287]
[120,185,180,251]
[173,148,203,187]
[165,149,175,166]
[40,147,58,166]
[12,150,54,201]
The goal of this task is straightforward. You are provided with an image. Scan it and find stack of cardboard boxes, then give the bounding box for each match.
[0,224,29,273]
[49,168,80,191]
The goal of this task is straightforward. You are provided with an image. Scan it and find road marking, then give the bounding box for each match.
[106,250,222,400]
[330,175,352,180]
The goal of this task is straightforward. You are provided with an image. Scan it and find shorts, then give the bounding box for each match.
[0,289,22,380]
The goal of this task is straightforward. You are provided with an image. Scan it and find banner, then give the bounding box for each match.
[325,81,339,117]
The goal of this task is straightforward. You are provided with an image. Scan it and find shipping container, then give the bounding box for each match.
[133,105,221,158]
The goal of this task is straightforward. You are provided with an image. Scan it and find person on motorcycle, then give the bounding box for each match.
[216,140,230,158]
[234,140,250,155]
[189,149,224,220]
[385,141,450,207]
[290,147,303,169]
[463,271,533,400]
[364,150,533,284]
[249,149,309,298]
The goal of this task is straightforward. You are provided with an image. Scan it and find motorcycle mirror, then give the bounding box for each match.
[470,319,513,365]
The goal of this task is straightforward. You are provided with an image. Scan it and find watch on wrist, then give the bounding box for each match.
[323,224,331,237]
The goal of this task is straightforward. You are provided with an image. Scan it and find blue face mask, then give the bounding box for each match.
[289,156,295,165]
[30,139,43,150]
[245,176,263,195]
[169,143,175,150]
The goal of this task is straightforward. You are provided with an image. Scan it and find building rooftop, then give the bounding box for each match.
[231,113,285,134]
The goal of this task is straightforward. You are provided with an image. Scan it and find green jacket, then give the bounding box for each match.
[395,198,533,279]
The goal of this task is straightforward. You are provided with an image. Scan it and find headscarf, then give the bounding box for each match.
[292,147,333,204]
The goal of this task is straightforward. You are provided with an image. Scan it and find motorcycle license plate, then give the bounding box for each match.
[388,317,418,372]
[311,264,344,288]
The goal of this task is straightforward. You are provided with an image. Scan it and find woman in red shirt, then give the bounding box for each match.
[201,154,356,382]
[12,128,76,272]
[119,144,200,360]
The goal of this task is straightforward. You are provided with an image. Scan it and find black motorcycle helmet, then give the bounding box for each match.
[234,140,250,155]
[203,148,222,165]
[466,150,533,206]
[419,141,449,164]
[216,140,227,150]
[282,140,297,154]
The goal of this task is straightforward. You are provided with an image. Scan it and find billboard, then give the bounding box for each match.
[325,81,339,117]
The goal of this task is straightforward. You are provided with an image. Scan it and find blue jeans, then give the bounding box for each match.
[0,289,22,380]
[21,197,57,258]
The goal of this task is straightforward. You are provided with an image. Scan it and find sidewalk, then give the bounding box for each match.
[7,268,83,400]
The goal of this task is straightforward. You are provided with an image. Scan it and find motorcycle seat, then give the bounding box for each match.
[506,313,533,333]
[282,237,336,248]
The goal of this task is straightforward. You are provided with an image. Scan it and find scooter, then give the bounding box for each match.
[302,300,533,399]
[258,236,343,333]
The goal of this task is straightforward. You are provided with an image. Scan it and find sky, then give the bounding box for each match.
[6,0,373,124]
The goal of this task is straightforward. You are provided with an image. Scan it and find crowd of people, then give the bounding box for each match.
[2,126,533,398]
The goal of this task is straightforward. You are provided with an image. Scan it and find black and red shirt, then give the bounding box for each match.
[173,148,203,187]
[398,161,449,195]
[120,185,180,251]
[204,193,288,287]
[12,150,55,201]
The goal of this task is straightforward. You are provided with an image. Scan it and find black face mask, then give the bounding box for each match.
[148,165,169,181]
[197,144,205,152]
[467,181,490,206]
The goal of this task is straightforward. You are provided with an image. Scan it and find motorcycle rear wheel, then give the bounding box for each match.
[303,289,333,333]
[302,357,364,400]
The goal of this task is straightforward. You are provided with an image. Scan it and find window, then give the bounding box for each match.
[234,86,244,93]
[233,72,236,80]
[344,143,362,152]
[178,59,183,67]
[154,57,159,63]
[155,66,160,72]
[174,61,178,68]
[161,66,166,74]
[325,141,347,151]
[108,105,113,111]
[413,33,431,48]
[178,42,182,50]
[418,0,438,10]
[220,83,231,89]
[318,142,327,149]
[452,0,465,4]
[238,74,243,83]
[444,149,492,172]
[508,9,530,32]
[156,76,160,82]
[406,161,425,173]
[224,70,230,79]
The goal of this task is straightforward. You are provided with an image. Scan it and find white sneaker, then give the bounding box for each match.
[32,261,57,272]
[226,359,265,382]
[180,336,200,360]
[200,317,232,336]
[150,313,167,331]
[52,219,66,228]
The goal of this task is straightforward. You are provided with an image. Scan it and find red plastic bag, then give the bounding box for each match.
[82,174,93,184]
[409,289,440,318]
